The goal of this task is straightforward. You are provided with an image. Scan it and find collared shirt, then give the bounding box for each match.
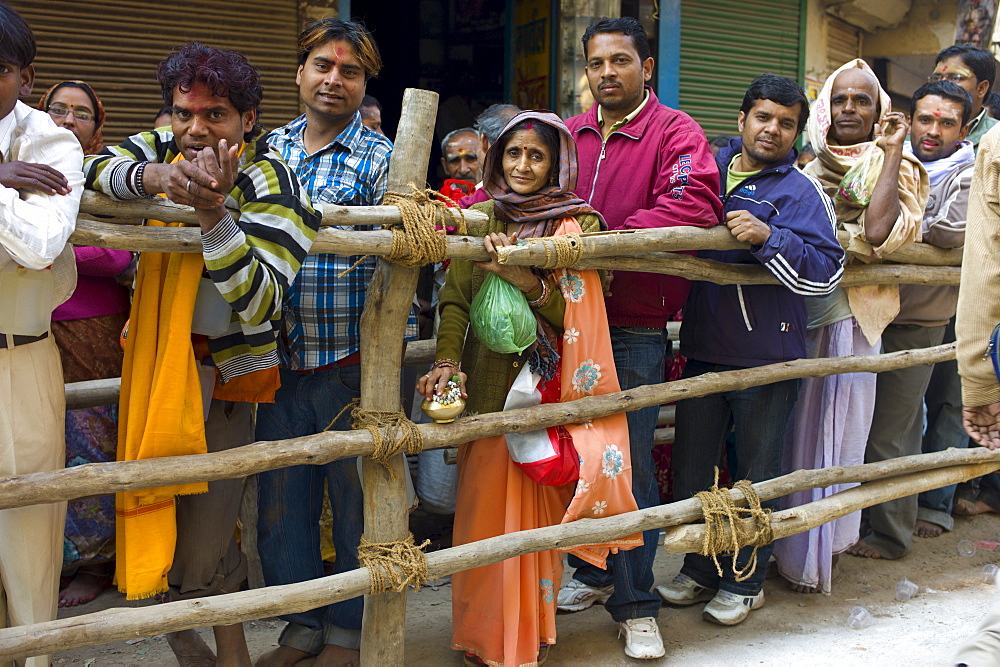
[966,108,999,151]
[0,101,83,310]
[268,112,393,370]
[597,88,650,135]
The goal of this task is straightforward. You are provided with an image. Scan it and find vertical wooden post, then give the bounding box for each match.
[358,88,438,665]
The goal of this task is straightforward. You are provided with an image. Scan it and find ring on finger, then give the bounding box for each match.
[186,178,192,193]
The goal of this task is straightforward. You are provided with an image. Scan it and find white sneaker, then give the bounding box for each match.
[618,617,665,659]
[702,589,765,626]
[556,578,613,612]
[655,573,717,606]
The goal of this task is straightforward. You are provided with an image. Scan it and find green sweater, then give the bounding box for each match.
[435,200,602,415]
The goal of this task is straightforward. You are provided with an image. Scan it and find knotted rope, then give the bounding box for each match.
[337,184,466,277]
[358,533,431,593]
[496,233,584,269]
[694,469,773,582]
[328,398,423,480]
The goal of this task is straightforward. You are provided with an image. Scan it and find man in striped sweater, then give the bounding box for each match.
[84,42,319,664]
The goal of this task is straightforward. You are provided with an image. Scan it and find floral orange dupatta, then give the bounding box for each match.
[551,216,642,566]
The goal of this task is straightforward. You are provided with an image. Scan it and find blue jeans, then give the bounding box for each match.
[255,365,364,653]
[568,326,667,621]
[671,359,800,596]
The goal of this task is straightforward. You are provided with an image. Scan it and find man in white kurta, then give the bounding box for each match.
[0,5,83,664]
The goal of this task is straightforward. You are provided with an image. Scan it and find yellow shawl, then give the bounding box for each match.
[115,154,209,599]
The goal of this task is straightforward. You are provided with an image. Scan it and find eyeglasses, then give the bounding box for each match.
[47,104,95,123]
[928,72,973,83]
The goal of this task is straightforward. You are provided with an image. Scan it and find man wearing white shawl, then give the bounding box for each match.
[774,60,929,591]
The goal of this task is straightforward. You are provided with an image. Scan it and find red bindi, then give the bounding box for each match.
[932,111,942,117]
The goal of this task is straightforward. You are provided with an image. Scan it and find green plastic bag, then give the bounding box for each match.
[470,273,536,354]
[837,146,884,208]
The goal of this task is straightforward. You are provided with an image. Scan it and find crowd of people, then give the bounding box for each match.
[3,2,1000,665]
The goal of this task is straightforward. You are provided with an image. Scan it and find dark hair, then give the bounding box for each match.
[936,44,996,89]
[475,103,522,146]
[0,3,35,68]
[499,118,560,160]
[708,135,732,148]
[154,105,172,121]
[582,16,651,62]
[157,42,262,142]
[360,95,381,111]
[47,81,99,117]
[987,91,1000,119]
[739,73,810,133]
[297,18,382,80]
[911,80,974,126]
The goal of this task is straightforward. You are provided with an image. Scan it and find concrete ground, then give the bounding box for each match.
[51,511,1000,665]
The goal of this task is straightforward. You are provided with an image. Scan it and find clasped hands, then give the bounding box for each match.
[160,140,240,232]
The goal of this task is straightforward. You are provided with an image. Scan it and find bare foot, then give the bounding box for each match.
[315,643,360,667]
[913,520,944,538]
[255,645,313,667]
[954,498,997,516]
[845,538,883,559]
[214,623,252,667]
[167,629,216,667]
[788,581,822,594]
[58,566,113,607]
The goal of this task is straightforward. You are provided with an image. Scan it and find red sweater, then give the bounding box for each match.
[565,87,722,328]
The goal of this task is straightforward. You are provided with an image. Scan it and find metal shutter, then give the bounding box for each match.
[678,0,802,138]
[826,15,862,77]
[12,0,301,145]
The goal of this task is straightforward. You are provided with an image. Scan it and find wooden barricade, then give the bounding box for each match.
[0,88,988,663]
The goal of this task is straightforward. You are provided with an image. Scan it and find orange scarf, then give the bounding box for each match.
[552,216,642,566]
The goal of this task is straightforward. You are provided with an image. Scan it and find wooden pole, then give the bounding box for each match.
[357,88,438,665]
[661,460,1000,553]
[63,340,439,410]
[0,448,996,661]
[1,343,955,511]
[77,190,481,228]
[75,195,963,268]
[69,219,962,285]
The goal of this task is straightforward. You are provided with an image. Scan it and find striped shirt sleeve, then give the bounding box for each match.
[203,145,320,328]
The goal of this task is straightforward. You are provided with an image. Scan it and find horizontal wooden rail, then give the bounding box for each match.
[78,190,484,228]
[0,447,994,660]
[0,343,954,511]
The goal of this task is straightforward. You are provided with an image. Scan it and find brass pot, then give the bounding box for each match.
[421,396,466,424]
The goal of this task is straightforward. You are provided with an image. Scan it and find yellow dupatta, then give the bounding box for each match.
[115,154,209,599]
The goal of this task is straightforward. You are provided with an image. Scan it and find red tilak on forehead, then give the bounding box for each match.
[524,120,534,130]
[336,46,344,57]
[933,111,942,117]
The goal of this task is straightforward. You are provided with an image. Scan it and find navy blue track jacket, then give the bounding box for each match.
[679,138,845,367]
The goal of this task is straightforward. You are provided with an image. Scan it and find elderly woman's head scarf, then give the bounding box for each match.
[37,80,106,154]
[482,110,603,231]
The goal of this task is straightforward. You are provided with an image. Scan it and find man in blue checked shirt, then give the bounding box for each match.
[255,18,391,666]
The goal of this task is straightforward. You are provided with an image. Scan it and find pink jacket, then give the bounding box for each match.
[566,87,722,328]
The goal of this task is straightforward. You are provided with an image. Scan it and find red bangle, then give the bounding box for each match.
[527,277,551,307]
